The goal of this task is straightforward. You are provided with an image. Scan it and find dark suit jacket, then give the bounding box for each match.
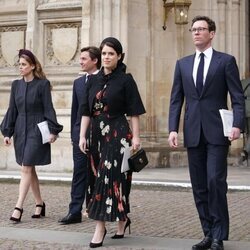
[71,75,87,143]
[169,49,245,147]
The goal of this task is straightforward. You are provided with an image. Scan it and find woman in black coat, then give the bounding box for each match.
[0,49,63,222]
[79,37,146,248]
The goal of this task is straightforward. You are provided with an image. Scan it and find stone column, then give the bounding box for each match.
[102,0,112,38]
[26,0,39,54]
[89,0,128,49]
[238,0,248,77]
[111,0,129,55]
[231,0,241,62]
[147,0,156,140]
[92,0,103,45]
[119,0,128,59]
[81,0,91,47]
[216,0,227,52]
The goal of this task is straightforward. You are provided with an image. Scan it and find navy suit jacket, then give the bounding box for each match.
[71,75,87,143]
[169,49,245,147]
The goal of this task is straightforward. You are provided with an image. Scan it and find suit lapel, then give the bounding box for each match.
[202,50,220,94]
[82,75,86,85]
[78,75,86,90]
[186,54,198,95]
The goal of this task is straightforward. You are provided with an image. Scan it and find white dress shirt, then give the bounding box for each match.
[85,69,99,83]
[192,47,213,87]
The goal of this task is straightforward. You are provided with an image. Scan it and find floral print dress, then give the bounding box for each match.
[87,83,133,222]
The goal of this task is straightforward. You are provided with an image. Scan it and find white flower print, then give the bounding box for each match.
[120,138,129,147]
[106,206,112,214]
[100,121,104,129]
[120,147,125,154]
[104,160,112,169]
[120,138,130,154]
[114,160,117,167]
[104,175,109,184]
[101,125,110,136]
[106,197,113,206]
[122,195,126,202]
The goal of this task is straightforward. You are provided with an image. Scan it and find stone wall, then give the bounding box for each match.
[0,0,249,171]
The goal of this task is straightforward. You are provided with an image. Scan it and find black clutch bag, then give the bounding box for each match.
[128,148,148,172]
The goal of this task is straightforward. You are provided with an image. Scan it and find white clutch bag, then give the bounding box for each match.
[37,121,50,144]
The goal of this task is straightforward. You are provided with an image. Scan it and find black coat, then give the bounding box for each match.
[0,78,63,166]
[80,65,146,117]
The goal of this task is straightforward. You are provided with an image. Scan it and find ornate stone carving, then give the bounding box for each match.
[0,26,26,67]
[52,28,78,64]
[45,23,81,66]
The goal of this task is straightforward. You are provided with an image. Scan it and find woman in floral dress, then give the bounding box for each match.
[79,37,146,248]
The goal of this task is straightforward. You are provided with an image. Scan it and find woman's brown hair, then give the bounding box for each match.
[18,49,47,80]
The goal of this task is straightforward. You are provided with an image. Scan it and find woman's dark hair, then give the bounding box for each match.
[191,16,216,32]
[18,49,47,79]
[99,37,125,65]
[80,46,101,69]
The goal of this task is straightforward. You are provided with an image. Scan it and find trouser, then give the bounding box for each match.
[187,131,229,240]
[69,143,88,216]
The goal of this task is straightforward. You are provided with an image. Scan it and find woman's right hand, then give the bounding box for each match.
[4,137,11,146]
[79,136,88,154]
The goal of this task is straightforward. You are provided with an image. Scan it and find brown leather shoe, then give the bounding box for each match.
[192,237,212,250]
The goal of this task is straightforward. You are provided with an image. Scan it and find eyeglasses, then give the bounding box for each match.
[189,27,209,33]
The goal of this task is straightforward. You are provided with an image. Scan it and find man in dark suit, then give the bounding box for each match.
[168,16,245,250]
[58,46,101,224]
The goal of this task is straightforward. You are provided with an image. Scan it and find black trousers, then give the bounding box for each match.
[69,143,88,216]
[187,131,229,240]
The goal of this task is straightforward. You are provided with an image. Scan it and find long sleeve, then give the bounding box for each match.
[41,80,63,135]
[125,74,146,116]
[71,81,78,139]
[226,56,245,130]
[168,60,185,133]
[0,80,18,137]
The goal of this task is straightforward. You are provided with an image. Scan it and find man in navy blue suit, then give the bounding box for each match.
[168,16,245,250]
[59,46,101,224]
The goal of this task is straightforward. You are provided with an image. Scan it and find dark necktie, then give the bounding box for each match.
[85,75,89,83]
[196,52,204,96]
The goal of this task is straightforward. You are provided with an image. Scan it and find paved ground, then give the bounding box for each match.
[0,167,250,249]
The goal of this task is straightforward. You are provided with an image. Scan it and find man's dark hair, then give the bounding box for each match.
[81,46,101,69]
[191,16,216,32]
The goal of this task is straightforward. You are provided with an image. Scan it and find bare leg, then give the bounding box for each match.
[91,221,106,243]
[30,167,43,214]
[116,220,127,235]
[11,165,33,218]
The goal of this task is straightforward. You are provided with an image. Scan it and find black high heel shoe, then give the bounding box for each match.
[111,217,131,239]
[31,202,45,218]
[10,207,23,222]
[89,228,107,248]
